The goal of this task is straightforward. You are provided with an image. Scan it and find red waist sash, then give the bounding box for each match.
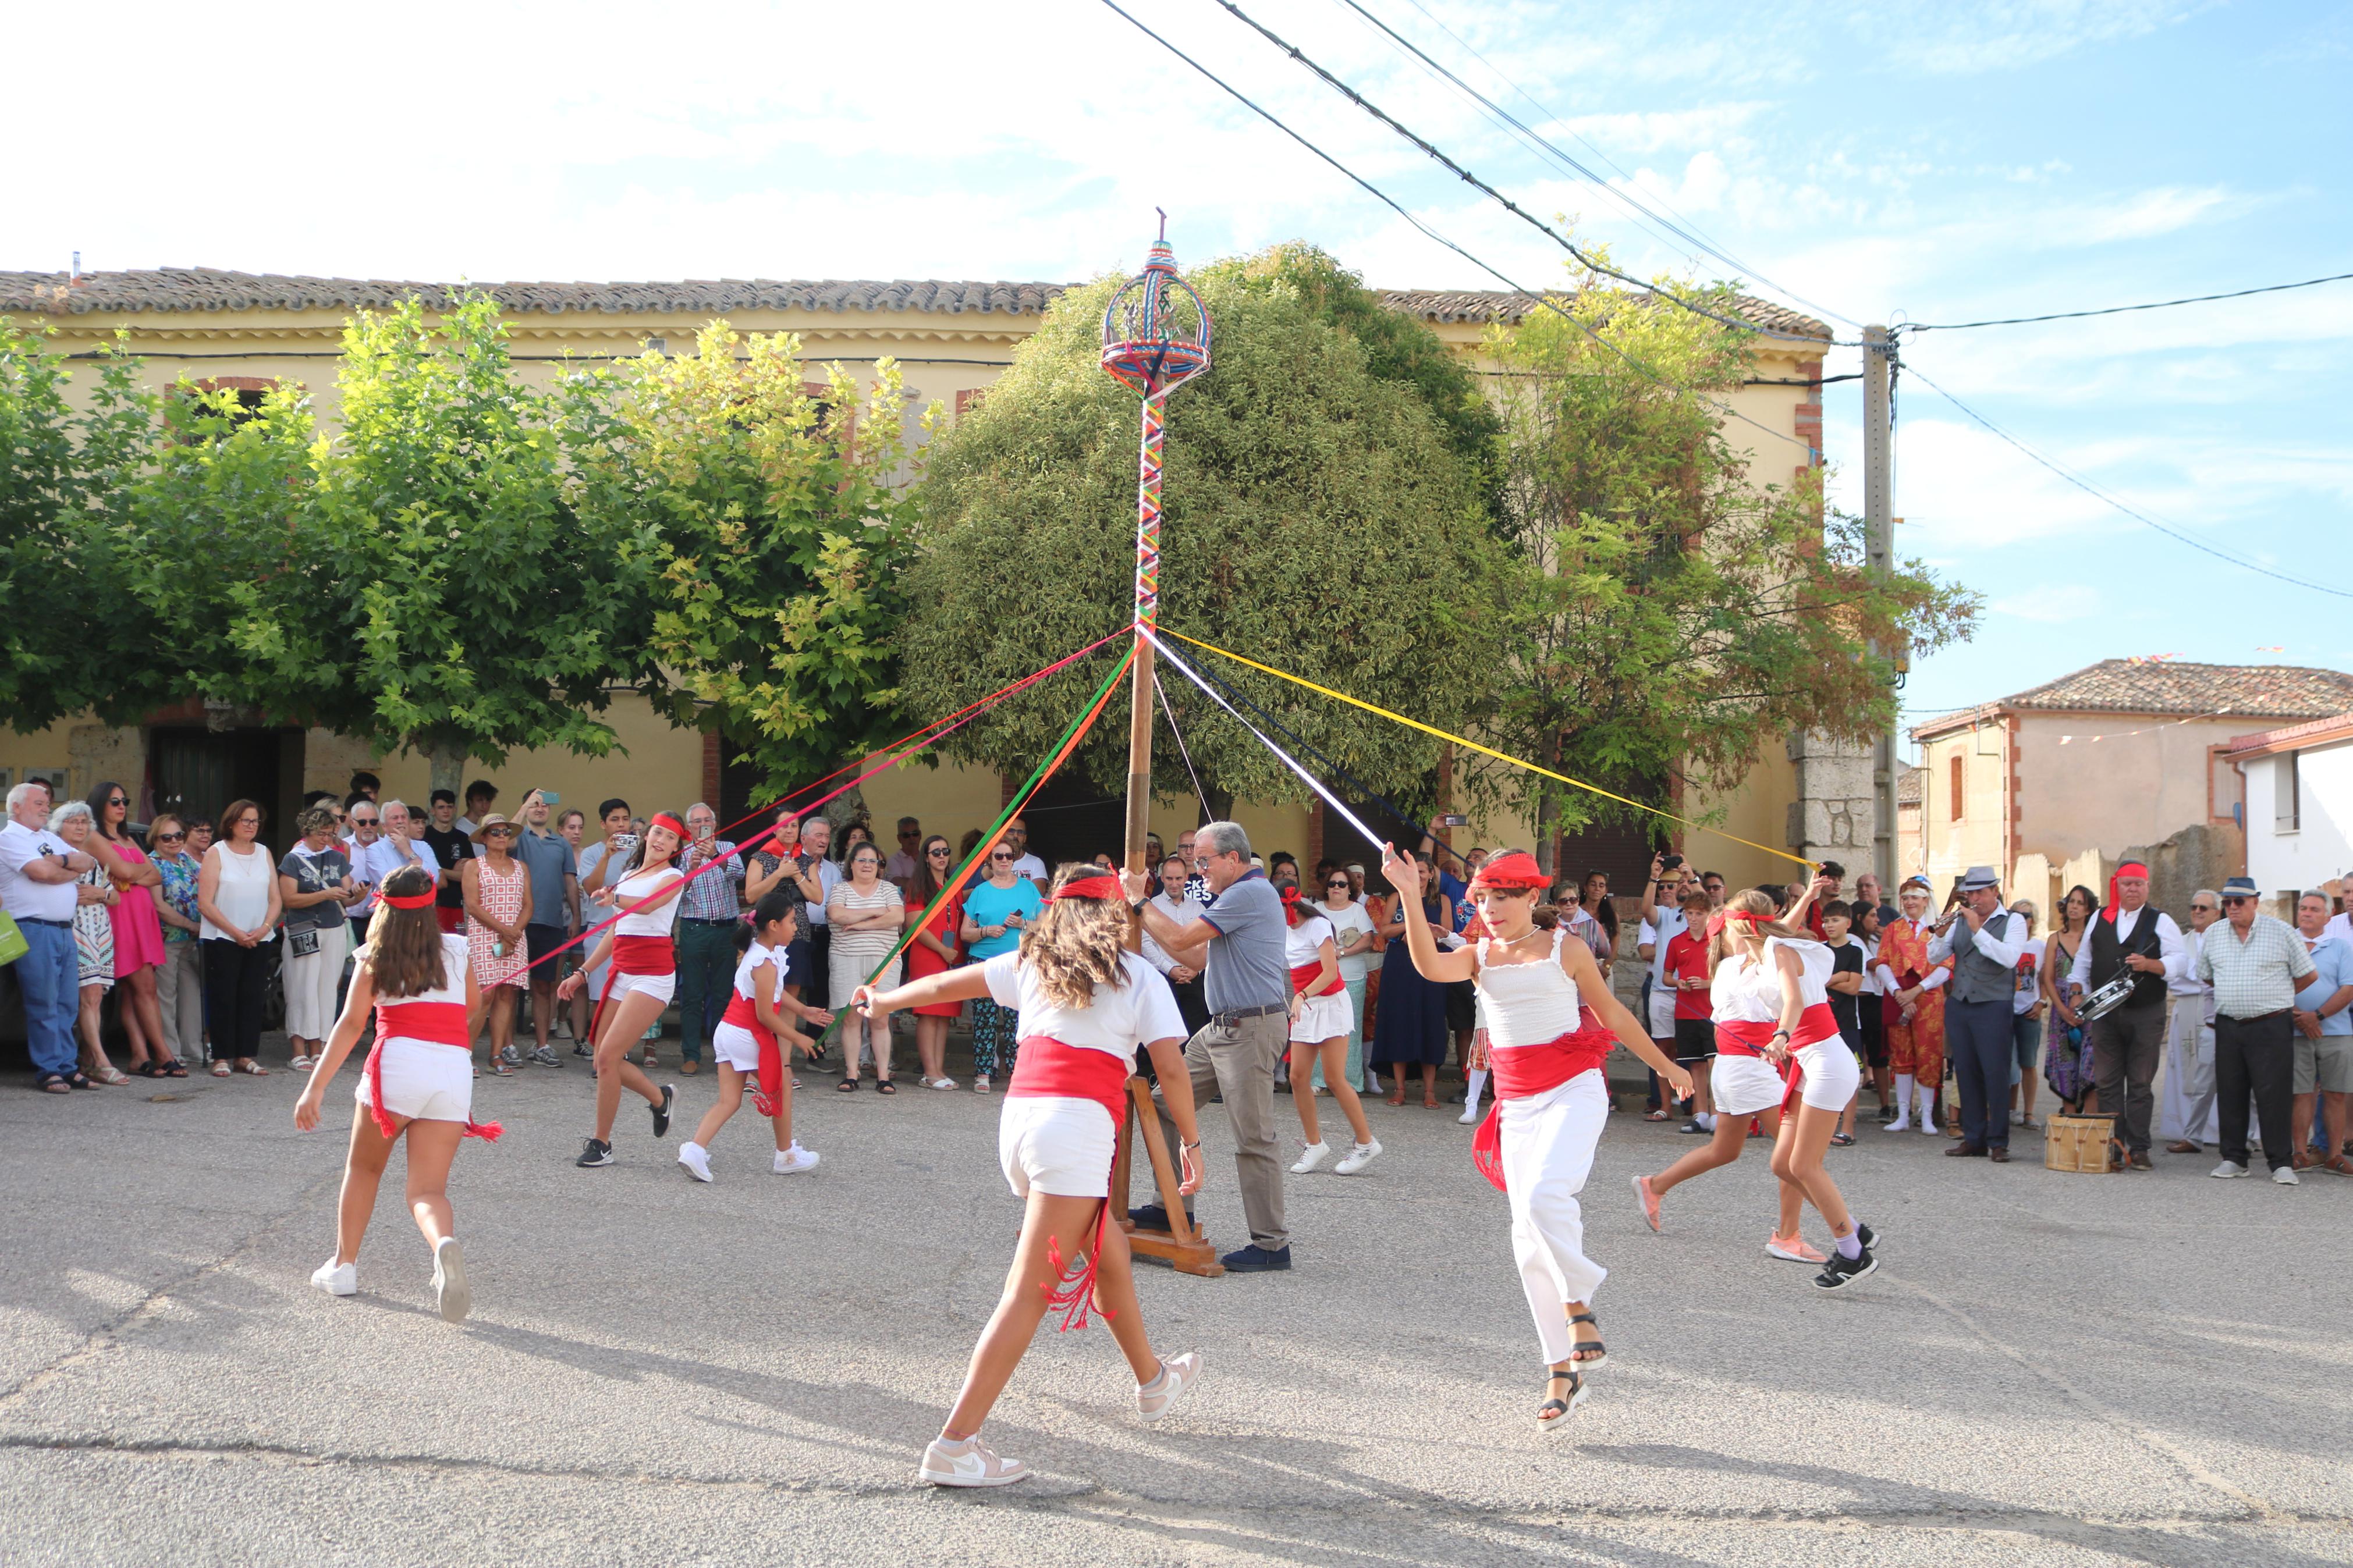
[1288,960,1344,998]
[365,1000,502,1144]
[1715,1002,1842,1057]
[612,934,675,975]
[721,990,761,1032]
[719,989,792,1117]
[1472,1022,1614,1193]
[1009,1034,1134,1336]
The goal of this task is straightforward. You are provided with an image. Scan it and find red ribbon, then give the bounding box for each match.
[382,888,436,911]
[2105,861,2150,924]
[1010,1036,1134,1332]
[1050,875,1124,902]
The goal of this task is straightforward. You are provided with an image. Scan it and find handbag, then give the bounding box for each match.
[0,910,27,968]
[289,927,321,959]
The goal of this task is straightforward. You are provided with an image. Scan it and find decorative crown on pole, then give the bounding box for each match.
[1101,209,1213,399]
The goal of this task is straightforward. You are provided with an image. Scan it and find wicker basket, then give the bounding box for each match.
[2045,1113,2120,1174]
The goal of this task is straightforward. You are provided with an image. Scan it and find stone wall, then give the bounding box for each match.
[1786,729,1876,873]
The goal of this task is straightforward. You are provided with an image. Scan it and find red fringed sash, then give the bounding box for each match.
[720,986,789,1118]
[1010,1034,1133,1332]
[1471,1019,1614,1193]
[367,1000,503,1143]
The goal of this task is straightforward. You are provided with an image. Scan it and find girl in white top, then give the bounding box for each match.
[1382,847,1691,1432]
[857,863,1208,1491]
[677,890,836,1182]
[1281,887,1380,1176]
[293,864,488,1324]
[557,812,691,1168]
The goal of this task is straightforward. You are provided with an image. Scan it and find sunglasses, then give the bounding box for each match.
[990,851,1015,862]
[927,846,952,856]
[154,831,184,842]
[1326,880,1350,890]
[105,797,127,808]
[2221,896,2253,906]
[899,829,920,838]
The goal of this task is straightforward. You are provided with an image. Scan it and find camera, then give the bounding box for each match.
[1660,853,1684,872]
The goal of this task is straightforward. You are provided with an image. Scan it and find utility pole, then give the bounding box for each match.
[1862,324,1897,890]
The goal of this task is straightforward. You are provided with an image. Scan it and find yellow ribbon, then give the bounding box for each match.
[1156,625,1819,872]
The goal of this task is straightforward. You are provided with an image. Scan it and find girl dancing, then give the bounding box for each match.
[1283,884,1380,1175]
[294,864,499,1322]
[1382,847,1692,1430]
[678,890,835,1182]
[858,865,1206,1487]
[557,812,688,1168]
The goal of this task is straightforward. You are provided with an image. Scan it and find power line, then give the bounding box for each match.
[1093,0,1823,462]
[1901,362,2353,602]
[1333,0,1863,333]
[1902,270,2353,332]
[1204,0,1858,349]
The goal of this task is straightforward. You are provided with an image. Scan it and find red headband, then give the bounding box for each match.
[382,888,437,911]
[1049,875,1124,902]
[650,812,687,839]
[1704,908,1765,939]
[2104,861,2150,923]
[1468,851,1548,893]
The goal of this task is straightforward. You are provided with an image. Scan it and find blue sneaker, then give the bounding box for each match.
[1221,1244,1291,1273]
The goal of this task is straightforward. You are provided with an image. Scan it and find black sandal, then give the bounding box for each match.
[132,1062,164,1079]
[875,1079,896,1096]
[836,1078,860,1093]
[1537,1365,1587,1430]
[34,1072,70,1095]
[158,1058,188,1078]
[68,1072,98,1091]
[1568,1311,1607,1368]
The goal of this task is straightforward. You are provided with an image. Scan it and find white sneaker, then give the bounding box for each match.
[1335,1138,1382,1175]
[431,1237,471,1323]
[310,1258,356,1297]
[1290,1141,1331,1174]
[918,1434,1028,1488]
[2273,1165,2299,1186]
[678,1142,714,1183]
[1137,1349,1202,1422]
[773,1144,820,1175]
[1917,1117,1940,1136]
[2210,1160,2248,1179]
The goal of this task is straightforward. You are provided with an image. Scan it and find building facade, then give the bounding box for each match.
[2228,710,2353,915]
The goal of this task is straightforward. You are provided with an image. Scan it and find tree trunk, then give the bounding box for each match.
[427,736,466,803]
[822,783,867,837]
[1205,785,1235,824]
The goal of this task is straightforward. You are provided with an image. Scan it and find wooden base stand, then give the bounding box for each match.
[1112,1075,1225,1278]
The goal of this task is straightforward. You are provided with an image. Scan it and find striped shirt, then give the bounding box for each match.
[2192,913,2317,1020]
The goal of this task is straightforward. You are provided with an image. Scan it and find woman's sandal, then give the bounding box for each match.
[210,1061,232,1078]
[34,1072,70,1095]
[836,1078,861,1093]
[158,1058,187,1078]
[875,1079,896,1096]
[233,1060,269,1076]
[1536,1365,1587,1431]
[1567,1311,1607,1370]
[1644,1108,1672,1121]
[69,1072,98,1090]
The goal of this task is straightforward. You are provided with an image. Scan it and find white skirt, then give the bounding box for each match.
[1712,1053,1788,1117]
[1290,989,1353,1043]
[712,1020,764,1073]
[355,1037,474,1124]
[998,1095,1117,1199]
[1792,1036,1861,1111]
[606,969,676,1007]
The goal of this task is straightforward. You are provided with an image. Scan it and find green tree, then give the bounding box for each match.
[898,251,1503,814]
[1481,250,1978,866]
[0,322,164,730]
[573,322,920,816]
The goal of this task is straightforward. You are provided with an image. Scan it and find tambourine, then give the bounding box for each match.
[2079,970,2139,1023]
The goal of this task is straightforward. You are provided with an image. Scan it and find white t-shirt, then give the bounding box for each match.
[981,950,1185,1061]
[0,820,78,923]
[1284,912,1335,980]
[1009,852,1048,886]
[1319,898,1378,984]
[732,937,787,1001]
[1641,907,1688,985]
[366,933,472,1012]
[2012,935,2047,1016]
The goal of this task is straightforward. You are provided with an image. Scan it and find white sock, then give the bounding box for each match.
[1917,1084,1937,1122]
[1892,1074,1914,1116]
[1697,1111,1716,1131]
[1465,1068,1488,1114]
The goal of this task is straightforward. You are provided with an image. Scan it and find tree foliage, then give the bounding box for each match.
[572,321,918,809]
[897,250,1503,812]
[0,322,166,730]
[1478,248,1978,859]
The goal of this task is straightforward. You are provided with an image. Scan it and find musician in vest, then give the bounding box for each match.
[1928,866,2033,1161]
[2064,859,2183,1169]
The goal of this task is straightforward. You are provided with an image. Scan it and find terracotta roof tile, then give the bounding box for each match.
[0,269,1830,342]
[2223,710,2353,759]
[1912,659,2353,738]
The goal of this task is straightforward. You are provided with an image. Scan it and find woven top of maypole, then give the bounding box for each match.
[1101,211,1212,399]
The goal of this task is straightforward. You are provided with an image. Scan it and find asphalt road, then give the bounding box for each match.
[4,1040,2350,1567]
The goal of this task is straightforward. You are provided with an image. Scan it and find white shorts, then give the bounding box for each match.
[1792,1034,1861,1111]
[1646,986,1677,1038]
[998,1095,1117,1199]
[606,969,676,1007]
[1290,990,1353,1043]
[355,1037,474,1124]
[1711,1053,1787,1117]
[712,1021,764,1073]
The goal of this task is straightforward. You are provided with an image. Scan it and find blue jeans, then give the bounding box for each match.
[17,920,79,1076]
[1946,997,2015,1150]
[2008,1012,2043,1086]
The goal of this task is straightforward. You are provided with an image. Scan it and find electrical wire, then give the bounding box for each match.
[1902,362,2353,602]
[1092,0,1823,463]
[1901,271,2353,332]
[1331,0,1863,333]
[1206,0,1854,349]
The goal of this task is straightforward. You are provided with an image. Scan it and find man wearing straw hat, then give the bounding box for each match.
[2196,876,2316,1182]
[2065,859,2182,1171]
[1929,866,2032,1162]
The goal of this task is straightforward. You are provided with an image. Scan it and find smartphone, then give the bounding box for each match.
[538,790,559,808]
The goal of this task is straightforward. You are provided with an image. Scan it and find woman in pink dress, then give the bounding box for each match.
[86,781,181,1076]
[462,816,533,1075]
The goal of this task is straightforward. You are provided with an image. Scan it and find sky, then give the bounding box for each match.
[14,0,2351,757]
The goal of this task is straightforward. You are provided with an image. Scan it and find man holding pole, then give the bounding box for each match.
[1126,821,1291,1272]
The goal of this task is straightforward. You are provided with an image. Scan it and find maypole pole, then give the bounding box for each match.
[1101,212,1218,1277]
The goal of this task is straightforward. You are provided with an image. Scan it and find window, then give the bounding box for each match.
[1948,753,1964,822]
[2275,753,2300,834]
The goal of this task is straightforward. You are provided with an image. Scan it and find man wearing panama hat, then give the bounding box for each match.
[1930,866,2033,1161]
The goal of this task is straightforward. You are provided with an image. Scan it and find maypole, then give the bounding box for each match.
[1101,211,1213,879]
[1101,212,1219,1277]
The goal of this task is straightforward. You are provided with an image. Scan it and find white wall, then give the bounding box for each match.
[2242,742,2353,899]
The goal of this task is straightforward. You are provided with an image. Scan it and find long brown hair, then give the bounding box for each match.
[1706,887,1807,971]
[913,833,954,906]
[1019,863,1128,1009]
[367,864,449,1000]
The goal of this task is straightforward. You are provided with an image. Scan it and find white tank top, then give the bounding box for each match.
[201,841,275,940]
[612,866,686,936]
[365,934,471,1009]
[1472,927,1589,1048]
[1712,936,1834,1022]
